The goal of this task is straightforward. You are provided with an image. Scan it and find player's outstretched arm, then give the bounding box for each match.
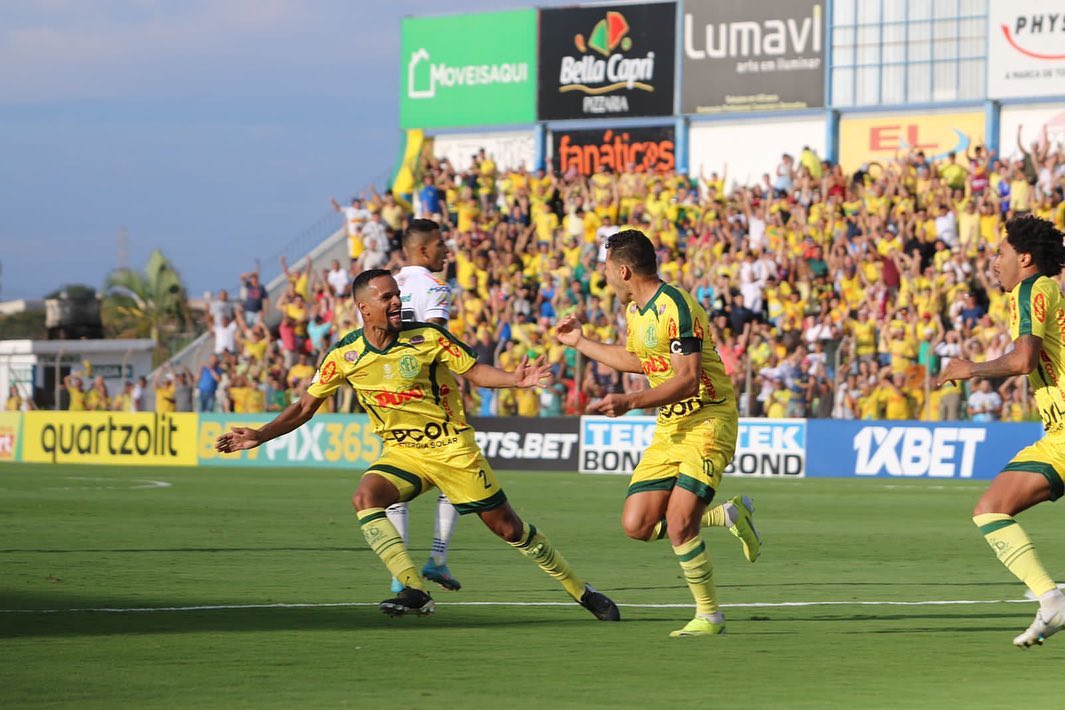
[463,355,551,390]
[215,391,325,453]
[555,315,642,373]
[936,335,1041,388]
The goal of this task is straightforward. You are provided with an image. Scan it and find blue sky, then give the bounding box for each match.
[0,0,552,301]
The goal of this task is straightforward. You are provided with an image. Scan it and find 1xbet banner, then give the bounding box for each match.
[400,10,538,129]
[538,2,676,120]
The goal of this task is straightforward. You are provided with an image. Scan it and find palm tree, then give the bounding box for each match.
[103,250,191,355]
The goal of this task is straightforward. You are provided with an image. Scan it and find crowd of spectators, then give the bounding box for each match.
[44,125,1060,422]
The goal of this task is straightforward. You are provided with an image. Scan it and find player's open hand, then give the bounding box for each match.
[513,355,551,389]
[587,393,632,418]
[215,426,263,453]
[555,315,583,347]
[935,357,974,389]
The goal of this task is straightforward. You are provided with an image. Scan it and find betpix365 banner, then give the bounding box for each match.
[400,10,537,129]
[538,2,676,120]
[988,0,1065,100]
[551,125,675,176]
[681,0,824,114]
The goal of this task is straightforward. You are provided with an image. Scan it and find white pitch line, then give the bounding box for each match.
[0,598,1036,615]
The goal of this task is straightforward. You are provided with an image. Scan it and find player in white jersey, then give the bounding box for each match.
[387,218,463,592]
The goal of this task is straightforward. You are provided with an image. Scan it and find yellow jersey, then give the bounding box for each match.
[67,386,86,411]
[624,283,736,431]
[1010,274,1065,434]
[307,323,477,448]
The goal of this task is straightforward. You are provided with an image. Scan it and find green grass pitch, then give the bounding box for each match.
[1,462,1063,708]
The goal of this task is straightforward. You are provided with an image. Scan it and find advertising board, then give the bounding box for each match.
[681,0,825,114]
[469,417,579,472]
[198,414,381,468]
[400,10,538,129]
[687,117,825,185]
[805,420,1042,480]
[20,411,198,466]
[988,2,1065,100]
[579,416,805,477]
[838,111,985,173]
[550,126,675,176]
[538,3,677,120]
[431,131,536,172]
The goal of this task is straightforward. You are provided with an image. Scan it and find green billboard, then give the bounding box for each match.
[400,10,538,129]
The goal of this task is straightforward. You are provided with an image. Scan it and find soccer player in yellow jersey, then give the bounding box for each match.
[556,230,761,637]
[937,215,1065,648]
[217,269,619,621]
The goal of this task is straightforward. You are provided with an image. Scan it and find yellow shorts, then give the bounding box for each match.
[1004,431,1065,501]
[365,431,507,515]
[627,416,738,504]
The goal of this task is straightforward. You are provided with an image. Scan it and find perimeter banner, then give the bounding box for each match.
[198,413,382,468]
[20,411,198,466]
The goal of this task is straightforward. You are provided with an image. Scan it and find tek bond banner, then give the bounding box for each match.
[579,416,806,477]
[805,421,1044,480]
[20,411,198,466]
[199,413,382,468]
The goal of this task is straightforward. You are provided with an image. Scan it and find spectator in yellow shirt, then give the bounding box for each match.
[64,374,86,411]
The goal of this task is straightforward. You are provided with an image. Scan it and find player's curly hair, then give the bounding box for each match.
[605,229,657,276]
[1005,215,1065,277]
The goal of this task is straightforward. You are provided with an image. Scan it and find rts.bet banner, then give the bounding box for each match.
[538,2,677,120]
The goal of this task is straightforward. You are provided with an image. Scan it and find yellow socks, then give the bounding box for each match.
[974,513,1057,596]
[509,522,585,599]
[649,503,734,541]
[357,507,424,591]
[673,536,718,616]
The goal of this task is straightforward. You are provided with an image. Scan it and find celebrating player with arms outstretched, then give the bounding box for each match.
[937,215,1065,648]
[218,269,620,621]
[556,229,760,637]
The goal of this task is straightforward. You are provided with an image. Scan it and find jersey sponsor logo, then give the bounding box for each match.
[409,335,425,345]
[657,304,667,315]
[693,319,704,339]
[344,351,360,362]
[658,397,702,419]
[438,337,463,359]
[641,354,669,375]
[628,303,638,314]
[399,354,420,379]
[318,361,337,384]
[643,324,658,348]
[373,386,425,408]
[700,371,718,399]
[853,426,986,478]
[1010,297,1019,325]
[1034,292,1047,323]
[1057,307,1065,333]
[383,363,396,380]
[439,383,455,420]
[667,317,678,339]
[386,421,460,447]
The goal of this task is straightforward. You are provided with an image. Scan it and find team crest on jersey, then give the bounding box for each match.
[1034,293,1047,323]
[409,335,425,345]
[644,325,658,348]
[344,350,360,362]
[628,303,638,314]
[658,304,667,315]
[399,355,419,380]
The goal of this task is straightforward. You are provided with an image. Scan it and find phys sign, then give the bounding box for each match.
[838,111,985,174]
[579,416,806,477]
[988,1,1065,99]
